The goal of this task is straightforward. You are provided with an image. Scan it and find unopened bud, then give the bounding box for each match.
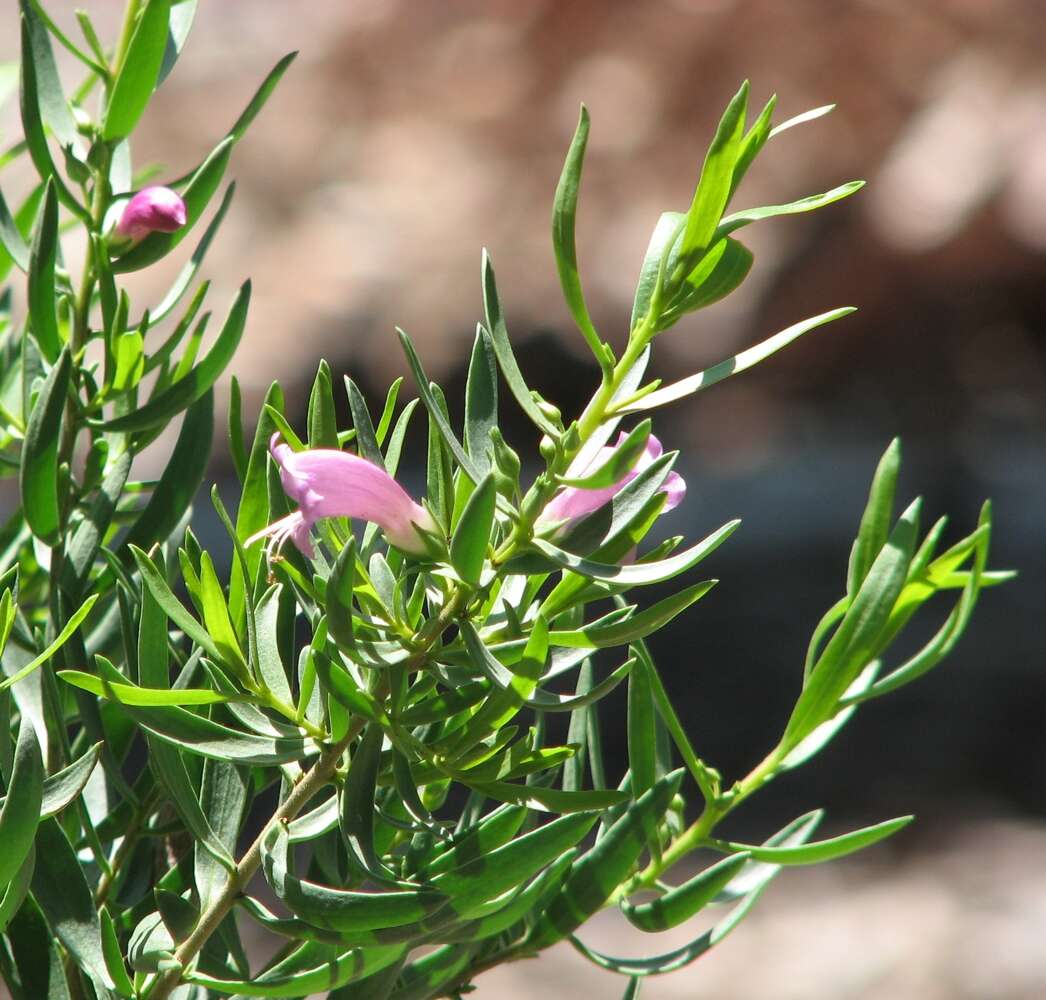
[114,186,187,242]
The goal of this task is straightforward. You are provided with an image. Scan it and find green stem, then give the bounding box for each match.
[612,742,788,903]
[110,0,142,79]
[142,724,363,1000]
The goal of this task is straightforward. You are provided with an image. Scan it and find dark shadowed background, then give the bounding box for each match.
[2,1,1045,997]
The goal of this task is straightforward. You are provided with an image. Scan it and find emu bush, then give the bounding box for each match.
[0,2,1006,998]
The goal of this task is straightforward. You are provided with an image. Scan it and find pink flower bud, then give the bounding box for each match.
[246,436,437,559]
[115,186,187,241]
[538,432,685,531]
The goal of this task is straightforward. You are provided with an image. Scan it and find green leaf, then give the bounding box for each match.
[466,781,625,814]
[677,81,749,273]
[450,472,496,586]
[340,724,399,882]
[527,768,684,948]
[432,810,599,908]
[397,327,480,483]
[150,181,235,324]
[37,742,100,817]
[375,377,403,446]
[232,380,284,613]
[113,136,234,273]
[19,343,69,544]
[263,824,449,933]
[552,105,605,363]
[122,388,214,556]
[852,502,995,703]
[618,308,855,413]
[529,518,739,587]
[195,756,248,906]
[668,236,753,318]
[481,251,560,435]
[26,178,60,362]
[847,438,901,597]
[621,851,750,932]
[95,655,304,763]
[728,93,776,198]
[156,0,199,85]
[100,907,136,997]
[627,656,656,801]
[325,538,357,650]
[18,12,87,222]
[103,0,172,140]
[0,186,30,274]
[784,499,921,747]
[551,580,716,649]
[204,50,297,157]
[464,326,497,475]
[631,640,718,801]
[0,849,35,935]
[131,545,222,662]
[630,211,683,334]
[198,550,250,682]
[188,941,405,997]
[557,420,650,489]
[31,818,116,991]
[58,669,235,705]
[717,181,864,238]
[313,650,386,725]
[769,103,836,138]
[418,805,525,879]
[344,374,382,466]
[709,815,913,866]
[101,281,249,432]
[0,593,97,693]
[0,717,42,889]
[388,944,475,1000]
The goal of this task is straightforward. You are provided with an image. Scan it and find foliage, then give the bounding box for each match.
[0,3,1007,998]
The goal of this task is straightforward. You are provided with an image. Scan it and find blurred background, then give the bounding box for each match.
[3,1,1046,996]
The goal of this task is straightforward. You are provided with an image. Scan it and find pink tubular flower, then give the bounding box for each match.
[115,186,187,241]
[246,436,437,559]
[538,432,685,530]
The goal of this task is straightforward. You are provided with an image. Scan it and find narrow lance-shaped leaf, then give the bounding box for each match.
[553,105,605,364]
[26,178,60,362]
[101,280,249,432]
[18,6,88,221]
[103,0,172,140]
[784,498,921,747]
[464,326,497,475]
[527,769,685,948]
[618,308,855,414]
[621,851,751,932]
[676,81,749,275]
[481,251,560,435]
[398,326,480,482]
[0,186,29,274]
[450,472,496,586]
[0,717,42,889]
[0,594,98,693]
[707,815,914,866]
[31,819,116,991]
[120,388,214,556]
[716,180,865,238]
[627,655,657,801]
[847,438,901,597]
[19,345,71,545]
[557,420,650,489]
[528,518,739,587]
[344,374,382,466]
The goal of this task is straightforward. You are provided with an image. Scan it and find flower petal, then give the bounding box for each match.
[269,437,435,554]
